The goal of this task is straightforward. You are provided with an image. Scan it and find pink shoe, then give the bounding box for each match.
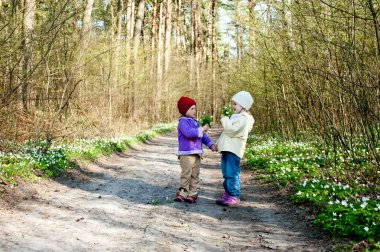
[185,195,197,203]
[221,195,240,207]
[174,195,186,202]
[215,192,229,205]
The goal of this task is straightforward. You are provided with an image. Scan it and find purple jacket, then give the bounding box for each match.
[177,117,215,156]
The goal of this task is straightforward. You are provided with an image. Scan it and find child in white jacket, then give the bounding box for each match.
[216,91,255,207]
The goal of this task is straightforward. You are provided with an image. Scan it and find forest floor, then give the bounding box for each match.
[0,127,334,251]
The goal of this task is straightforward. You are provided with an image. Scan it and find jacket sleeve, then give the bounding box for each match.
[220,115,247,138]
[178,119,203,139]
[202,133,215,148]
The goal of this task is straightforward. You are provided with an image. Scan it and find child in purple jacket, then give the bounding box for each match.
[175,96,218,203]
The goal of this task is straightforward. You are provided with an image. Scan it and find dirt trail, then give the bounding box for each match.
[0,128,332,251]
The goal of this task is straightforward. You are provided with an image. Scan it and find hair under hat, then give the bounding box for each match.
[177,96,196,115]
[232,91,254,110]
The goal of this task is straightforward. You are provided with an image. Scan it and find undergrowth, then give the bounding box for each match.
[246,134,380,251]
[0,123,176,184]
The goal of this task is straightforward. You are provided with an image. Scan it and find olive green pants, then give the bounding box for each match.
[178,155,201,197]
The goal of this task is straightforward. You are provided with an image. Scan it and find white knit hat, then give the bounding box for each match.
[232,91,254,110]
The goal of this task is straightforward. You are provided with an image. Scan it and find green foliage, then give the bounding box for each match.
[0,155,37,184]
[246,133,380,247]
[222,106,234,117]
[292,179,380,240]
[24,141,69,177]
[151,199,160,205]
[315,199,380,240]
[246,136,320,186]
[0,123,177,182]
[67,124,176,162]
[198,114,212,127]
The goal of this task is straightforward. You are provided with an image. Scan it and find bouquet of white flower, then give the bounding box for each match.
[198,113,212,127]
[222,106,233,117]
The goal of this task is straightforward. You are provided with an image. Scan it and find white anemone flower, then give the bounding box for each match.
[362,197,369,202]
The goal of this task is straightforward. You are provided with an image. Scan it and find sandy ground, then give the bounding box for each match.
[0,128,333,251]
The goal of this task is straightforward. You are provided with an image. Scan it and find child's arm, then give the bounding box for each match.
[178,119,203,138]
[201,132,215,149]
[220,116,247,137]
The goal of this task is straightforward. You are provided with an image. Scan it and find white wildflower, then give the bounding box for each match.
[362,197,369,202]
[364,227,369,232]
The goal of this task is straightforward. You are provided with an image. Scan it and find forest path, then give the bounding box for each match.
[0,128,331,251]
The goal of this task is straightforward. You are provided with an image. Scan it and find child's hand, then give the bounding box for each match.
[211,144,218,152]
[202,124,209,132]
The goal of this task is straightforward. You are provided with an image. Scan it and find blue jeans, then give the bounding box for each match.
[221,151,241,197]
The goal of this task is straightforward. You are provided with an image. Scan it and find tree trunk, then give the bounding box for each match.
[115,0,123,83]
[248,0,256,65]
[175,0,182,54]
[211,0,217,120]
[235,1,242,63]
[108,0,115,123]
[189,0,195,95]
[164,0,172,118]
[80,0,95,50]
[155,1,164,119]
[150,0,158,76]
[283,0,294,49]
[77,0,95,100]
[21,0,36,112]
[126,0,134,40]
[125,0,134,117]
[205,1,212,67]
[108,0,124,122]
[133,0,145,60]
[193,0,200,97]
[131,0,136,39]
[368,0,380,56]
[149,0,158,121]
[131,0,146,116]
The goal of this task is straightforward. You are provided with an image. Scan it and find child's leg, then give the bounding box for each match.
[189,155,201,196]
[223,152,241,197]
[178,155,195,197]
[221,152,227,191]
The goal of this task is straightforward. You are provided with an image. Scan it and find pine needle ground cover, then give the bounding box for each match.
[0,123,176,184]
[245,134,380,250]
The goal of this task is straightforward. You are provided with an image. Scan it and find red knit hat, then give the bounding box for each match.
[177,96,196,115]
